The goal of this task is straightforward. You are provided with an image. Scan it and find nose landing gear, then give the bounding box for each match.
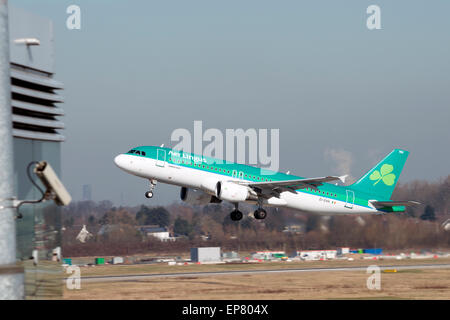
[145,191,153,198]
[145,179,157,199]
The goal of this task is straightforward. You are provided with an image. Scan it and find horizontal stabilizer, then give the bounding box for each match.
[369,200,421,209]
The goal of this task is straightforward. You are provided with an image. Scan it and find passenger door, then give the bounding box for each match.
[156,149,166,167]
[345,190,355,209]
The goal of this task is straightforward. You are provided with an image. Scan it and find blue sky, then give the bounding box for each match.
[11,0,450,205]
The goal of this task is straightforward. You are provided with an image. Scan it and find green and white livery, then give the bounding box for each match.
[114,147,419,221]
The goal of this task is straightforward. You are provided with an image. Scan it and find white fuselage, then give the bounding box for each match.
[114,154,377,215]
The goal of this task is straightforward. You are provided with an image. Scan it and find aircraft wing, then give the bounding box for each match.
[369,200,421,208]
[238,175,348,196]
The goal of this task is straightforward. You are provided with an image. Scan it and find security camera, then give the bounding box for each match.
[34,161,72,206]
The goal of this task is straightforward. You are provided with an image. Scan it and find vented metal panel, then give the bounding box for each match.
[10,63,64,142]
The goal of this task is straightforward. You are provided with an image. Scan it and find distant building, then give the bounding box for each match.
[337,247,350,255]
[282,224,305,234]
[98,224,121,236]
[295,250,337,261]
[191,247,221,263]
[82,184,92,201]
[252,251,286,260]
[222,251,239,260]
[138,225,176,241]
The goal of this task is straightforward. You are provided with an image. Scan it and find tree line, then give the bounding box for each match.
[62,175,450,257]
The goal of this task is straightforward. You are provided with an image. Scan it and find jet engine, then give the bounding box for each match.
[180,187,221,205]
[215,181,251,202]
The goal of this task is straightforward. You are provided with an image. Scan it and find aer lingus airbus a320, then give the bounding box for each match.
[114,146,419,221]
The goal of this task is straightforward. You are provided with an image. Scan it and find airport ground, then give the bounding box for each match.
[64,257,450,300]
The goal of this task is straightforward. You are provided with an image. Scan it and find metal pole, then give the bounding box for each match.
[0,0,24,300]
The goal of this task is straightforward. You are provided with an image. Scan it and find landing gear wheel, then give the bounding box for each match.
[145,191,153,198]
[254,208,267,220]
[230,210,243,221]
[144,179,157,199]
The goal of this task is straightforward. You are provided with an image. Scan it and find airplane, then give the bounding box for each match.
[114,146,419,221]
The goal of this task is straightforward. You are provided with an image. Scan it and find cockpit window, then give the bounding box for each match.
[127,149,145,156]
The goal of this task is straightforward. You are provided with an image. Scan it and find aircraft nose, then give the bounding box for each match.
[114,154,126,169]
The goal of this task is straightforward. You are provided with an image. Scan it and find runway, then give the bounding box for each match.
[75,263,450,283]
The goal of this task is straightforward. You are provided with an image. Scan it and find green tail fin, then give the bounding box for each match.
[350,149,409,200]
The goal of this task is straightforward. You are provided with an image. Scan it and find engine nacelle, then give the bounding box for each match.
[216,181,250,202]
[180,187,221,205]
[200,178,218,195]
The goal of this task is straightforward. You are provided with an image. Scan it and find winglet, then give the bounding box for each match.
[339,175,348,184]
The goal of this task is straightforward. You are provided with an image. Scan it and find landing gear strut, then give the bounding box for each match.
[230,203,243,221]
[145,179,157,198]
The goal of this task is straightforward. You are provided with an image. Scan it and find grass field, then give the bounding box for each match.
[63,258,450,300]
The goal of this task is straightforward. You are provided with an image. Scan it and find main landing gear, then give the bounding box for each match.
[253,198,267,220]
[253,208,267,220]
[145,179,157,199]
[230,203,243,221]
[229,203,268,221]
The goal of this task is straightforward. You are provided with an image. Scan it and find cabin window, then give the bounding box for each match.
[142,151,146,156]
[135,151,141,155]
